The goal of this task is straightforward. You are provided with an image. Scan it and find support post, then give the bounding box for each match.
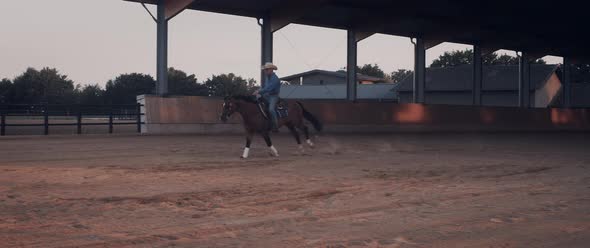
[136,103,142,133]
[519,53,531,108]
[562,57,572,108]
[346,29,357,101]
[157,0,169,96]
[43,104,49,135]
[108,108,114,134]
[473,45,483,105]
[1,111,5,136]
[77,107,82,135]
[260,17,273,87]
[413,38,426,103]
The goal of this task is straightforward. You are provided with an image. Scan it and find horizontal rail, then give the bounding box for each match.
[4,122,144,127]
[4,113,145,118]
[0,103,145,136]
[0,104,144,107]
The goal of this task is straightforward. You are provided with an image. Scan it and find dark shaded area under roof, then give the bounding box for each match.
[396,64,560,92]
[126,0,590,60]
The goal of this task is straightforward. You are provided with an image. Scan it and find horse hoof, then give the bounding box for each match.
[269,146,279,157]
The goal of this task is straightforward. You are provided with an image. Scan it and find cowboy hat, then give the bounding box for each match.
[261,62,278,70]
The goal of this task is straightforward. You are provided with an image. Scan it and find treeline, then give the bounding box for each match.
[0,67,258,105]
[352,50,548,83]
[2,50,588,105]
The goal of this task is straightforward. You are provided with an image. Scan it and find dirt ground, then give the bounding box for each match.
[0,132,589,247]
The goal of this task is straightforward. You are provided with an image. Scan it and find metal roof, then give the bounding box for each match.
[126,0,590,60]
[280,69,388,82]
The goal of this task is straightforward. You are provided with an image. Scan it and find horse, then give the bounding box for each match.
[220,95,323,158]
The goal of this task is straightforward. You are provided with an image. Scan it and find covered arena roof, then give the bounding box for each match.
[126,0,590,60]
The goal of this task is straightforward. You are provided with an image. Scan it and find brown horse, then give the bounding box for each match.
[220,95,323,158]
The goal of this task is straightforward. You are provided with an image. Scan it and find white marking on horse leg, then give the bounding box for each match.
[298,144,305,154]
[306,139,315,147]
[269,145,279,157]
[241,147,250,159]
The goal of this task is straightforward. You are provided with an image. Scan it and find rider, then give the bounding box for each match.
[254,62,281,132]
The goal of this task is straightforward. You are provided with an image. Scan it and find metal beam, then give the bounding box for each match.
[350,11,393,43]
[347,29,357,101]
[473,45,483,105]
[562,57,572,108]
[355,31,375,43]
[165,0,195,20]
[481,47,499,56]
[413,38,426,103]
[260,17,273,87]
[424,40,444,50]
[141,3,158,23]
[526,52,546,62]
[156,0,168,96]
[518,53,531,108]
[270,0,331,32]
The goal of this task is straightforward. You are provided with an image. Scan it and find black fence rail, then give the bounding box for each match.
[0,104,144,136]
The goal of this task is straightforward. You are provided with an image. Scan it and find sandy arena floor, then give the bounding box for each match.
[1,132,589,247]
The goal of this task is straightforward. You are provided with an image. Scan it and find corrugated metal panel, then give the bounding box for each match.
[280,84,398,100]
[397,65,559,92]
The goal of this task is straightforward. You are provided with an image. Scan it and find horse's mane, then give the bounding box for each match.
[230,95,258,103]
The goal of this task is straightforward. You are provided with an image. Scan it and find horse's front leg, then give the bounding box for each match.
[262,132,279,157]
[241,131,253,159]
[287,124,305,154]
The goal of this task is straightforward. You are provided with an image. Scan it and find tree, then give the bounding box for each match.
[204,73,257,97]
[11,67,76,104]
[77,84,105,105]
[0,78,12,103]
[390,69,413,83]
[338,64,387,78]
[105,73,155,104]
[490,54,520,66]
[168,67,208,96]
[430,49,546,68]
[357,64,386,78]
[430,50,473,68]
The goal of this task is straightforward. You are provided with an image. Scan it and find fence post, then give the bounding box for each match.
[44,104,49,135]
[108,106,114,134]
[136,103,142,133]
[1,110,5,136]
[77,106,82,135]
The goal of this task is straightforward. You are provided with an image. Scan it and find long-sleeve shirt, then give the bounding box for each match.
[259,73,281,95]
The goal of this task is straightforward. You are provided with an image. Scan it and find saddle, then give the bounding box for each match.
[257,98,289,120]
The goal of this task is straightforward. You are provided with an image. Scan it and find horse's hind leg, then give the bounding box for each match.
[241,131,253,159]
[299,124,315,148]
[262,132,279,157]
[287,124,305,153]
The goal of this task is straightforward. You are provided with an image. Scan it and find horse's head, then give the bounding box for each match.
[220,96,237,123]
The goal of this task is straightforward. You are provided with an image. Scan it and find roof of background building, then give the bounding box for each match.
[396,64,560,92]
[281,69,391,83]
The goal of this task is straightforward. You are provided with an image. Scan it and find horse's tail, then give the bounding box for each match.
[296,102,323,132]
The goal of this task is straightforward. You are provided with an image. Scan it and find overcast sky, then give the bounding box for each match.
[0,0,561,87]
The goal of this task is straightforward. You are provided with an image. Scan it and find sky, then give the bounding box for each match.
[0,0,562,87]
